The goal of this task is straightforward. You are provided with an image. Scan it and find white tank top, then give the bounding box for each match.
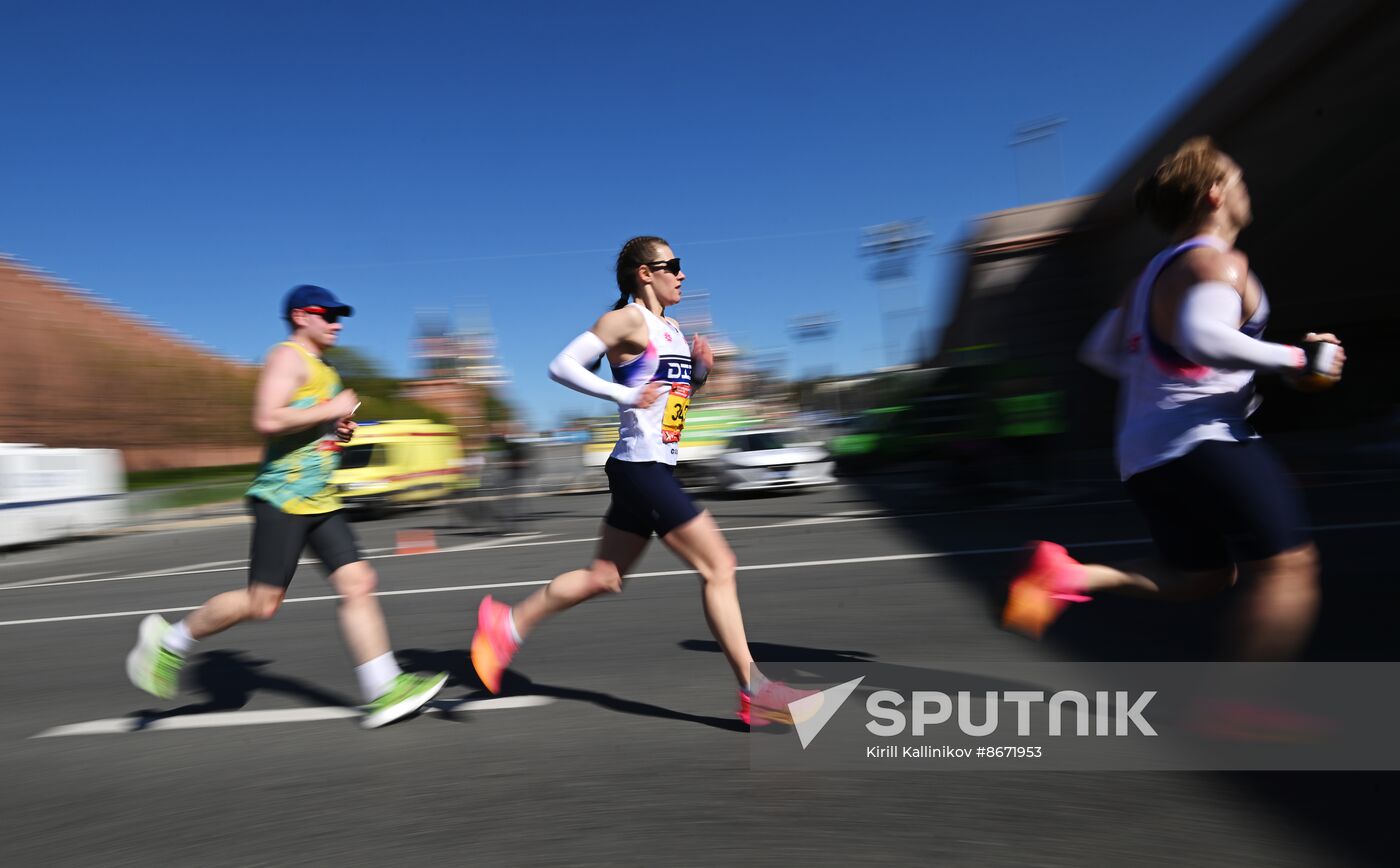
[1116,235,1270,480]
[609,303,693,465]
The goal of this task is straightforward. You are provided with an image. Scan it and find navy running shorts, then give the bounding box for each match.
[1124,439,1311,570]
[603,458,702,539]
[247,497,362,588]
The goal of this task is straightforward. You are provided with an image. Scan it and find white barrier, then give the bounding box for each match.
[0,444,127,547]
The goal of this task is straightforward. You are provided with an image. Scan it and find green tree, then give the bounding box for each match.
[481,389,515,425]
[325,345,447,424]
[325,346,398,398]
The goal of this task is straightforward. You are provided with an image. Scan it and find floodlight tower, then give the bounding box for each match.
[788,312,837,380]
[860,220,930,367]
[1009,117,1067,204]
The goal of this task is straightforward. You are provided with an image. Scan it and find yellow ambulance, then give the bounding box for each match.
[332,419,466,512]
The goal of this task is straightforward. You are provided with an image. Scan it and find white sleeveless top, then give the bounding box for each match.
[609,303,694,465]
[1116,236,1270,480]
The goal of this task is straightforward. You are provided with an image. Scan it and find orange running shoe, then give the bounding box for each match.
[1001,540,1091,639]
[470,595,520,694]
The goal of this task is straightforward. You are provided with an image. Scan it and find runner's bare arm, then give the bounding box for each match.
[590,305,648,358]
[252,345,358,436]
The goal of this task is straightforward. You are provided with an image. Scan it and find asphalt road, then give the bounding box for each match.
[2,456,1397,866]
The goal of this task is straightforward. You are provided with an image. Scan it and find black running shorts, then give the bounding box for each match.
[1124,439,1311,570]
[603,458,702,539]
[247,497,362,589]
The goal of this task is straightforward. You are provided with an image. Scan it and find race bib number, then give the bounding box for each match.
[662,382,692,444]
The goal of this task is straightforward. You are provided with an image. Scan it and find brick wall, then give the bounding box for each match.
[0,256,262,471]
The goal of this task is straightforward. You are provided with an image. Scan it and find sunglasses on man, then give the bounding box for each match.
[298,306,343,324]
[643,258,681,275]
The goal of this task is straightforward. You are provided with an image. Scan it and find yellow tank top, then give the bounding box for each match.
[245,341,344,514]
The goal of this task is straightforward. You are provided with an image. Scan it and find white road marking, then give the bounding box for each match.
[9,514,922,592]
[0,499,1121,592]
[127,559,247,578]
[6,497,1398,602]
[1,532,552,592]
[401,532,548,556]
[31,695,555,738]
[0,543,1141,628]
[1,495,1120,592]
[8,512,1398,630]
[0,571,108,590]
[16,564,252,588]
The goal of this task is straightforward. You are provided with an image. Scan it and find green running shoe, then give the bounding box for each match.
[361,671,448,730]
[126,614,184,699]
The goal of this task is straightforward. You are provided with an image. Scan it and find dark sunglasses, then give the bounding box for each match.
[643,258,681,275]
[298,306,342,324]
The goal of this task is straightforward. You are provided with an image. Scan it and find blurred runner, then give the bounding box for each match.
[492,433,529,532]
[1003,138,1345,660]
[451,451,501,534]
[126,284,446,728]
[470,236,818,725]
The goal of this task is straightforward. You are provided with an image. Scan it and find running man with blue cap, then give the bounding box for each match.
[126,285,447,728]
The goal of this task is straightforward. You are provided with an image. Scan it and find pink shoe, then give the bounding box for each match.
[1001,541,1090,639]
[470,595,520,694]
[738,680,822,727]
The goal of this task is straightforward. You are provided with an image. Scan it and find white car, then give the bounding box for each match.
[709,429,836,493]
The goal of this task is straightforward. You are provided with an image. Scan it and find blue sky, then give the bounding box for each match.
[1,0,1291,428]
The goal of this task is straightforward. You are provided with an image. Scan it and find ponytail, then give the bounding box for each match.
[611,235,668,311]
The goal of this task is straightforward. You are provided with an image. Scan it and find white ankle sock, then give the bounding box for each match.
[161,621,196,656]
[506,610,523,645]
[356,652,403,703]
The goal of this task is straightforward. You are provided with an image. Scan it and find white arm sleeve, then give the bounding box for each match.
[1079,308,1125,378]
[548,331,666,408]
[1176,282,1305,372]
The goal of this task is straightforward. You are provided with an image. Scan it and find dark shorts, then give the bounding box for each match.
[603,458,701,539]
[1124,439,1311,571]
[247,497,362,589]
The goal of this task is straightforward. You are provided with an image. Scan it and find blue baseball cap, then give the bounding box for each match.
[284,284,354,318]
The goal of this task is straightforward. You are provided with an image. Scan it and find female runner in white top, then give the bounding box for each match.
[1002,139,1345,661]
[470,236,816,726]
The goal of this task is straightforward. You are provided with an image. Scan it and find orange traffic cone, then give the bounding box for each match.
[396,529,438,555]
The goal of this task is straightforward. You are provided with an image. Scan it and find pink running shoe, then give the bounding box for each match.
[471,595,520,694]
[1001,540,1091,639]
[738,680,822,727]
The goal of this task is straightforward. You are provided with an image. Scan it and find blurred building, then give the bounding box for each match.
[939,0,1400,442]
[673,290,745,401]
[400,313,509,447]
[0,255,260,470]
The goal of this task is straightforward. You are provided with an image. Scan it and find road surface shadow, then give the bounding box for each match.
[679,639,876,665]
[678,640,1057,697]
[127,650,357,727]
[696,490,815,503]
[397,647,747,733]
